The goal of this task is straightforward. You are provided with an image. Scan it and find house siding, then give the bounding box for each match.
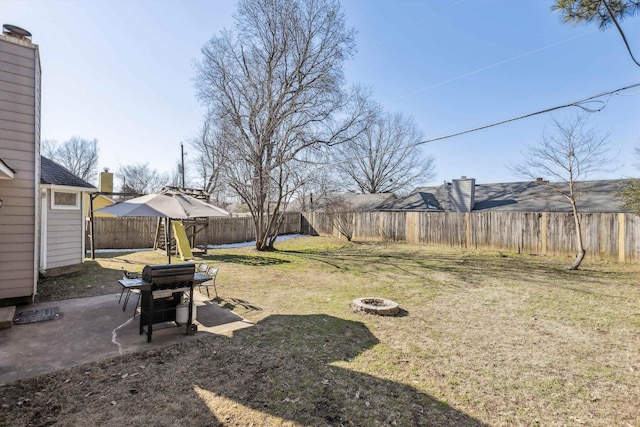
[44,192,83,269]
[85,194,115,217]
[0,34,39,300]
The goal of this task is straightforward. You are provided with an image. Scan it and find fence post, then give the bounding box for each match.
[465,212,471,248]
[406,212,413,244]
[618,213,626,262]
[541,212,547,255]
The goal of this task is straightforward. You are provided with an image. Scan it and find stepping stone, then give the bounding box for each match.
[0,306,16,329]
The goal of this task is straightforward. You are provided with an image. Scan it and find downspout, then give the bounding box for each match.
[32,38,42,301]
[39,188,47,275]
[90,194,96,259]
[33,181,41,302]
[81,191,86,262]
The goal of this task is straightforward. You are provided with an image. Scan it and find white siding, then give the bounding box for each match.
[45,193,83,269]
[0,35,39,300]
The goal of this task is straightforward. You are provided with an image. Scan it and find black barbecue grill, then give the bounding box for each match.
[139,263,197,342]
[142,263,195,289]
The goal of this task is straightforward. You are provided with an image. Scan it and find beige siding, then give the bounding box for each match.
[45,199,83,269]
[0,35,38,300]
[0,89,35,106]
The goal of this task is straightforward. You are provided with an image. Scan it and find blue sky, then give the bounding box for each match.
[4,0,639,187]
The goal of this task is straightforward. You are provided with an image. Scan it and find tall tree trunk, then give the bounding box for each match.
[569,201,585,270]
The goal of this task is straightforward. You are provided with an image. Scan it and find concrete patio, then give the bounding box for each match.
[0,291,253,384]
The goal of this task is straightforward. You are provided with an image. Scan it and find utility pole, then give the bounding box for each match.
[180,142,185,188]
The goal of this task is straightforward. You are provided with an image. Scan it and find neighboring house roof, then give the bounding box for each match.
[334,193,397,211]
[41,156,96,190]
[376,188,447,212]
[377,179,633,213]
[289,192,397,212]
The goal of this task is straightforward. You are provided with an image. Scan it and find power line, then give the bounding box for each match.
[313,82,640,170]
[407,82,640,149]
[360,0,465,54]
[391,30,598,101]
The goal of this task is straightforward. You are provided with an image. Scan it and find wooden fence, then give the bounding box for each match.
[304,211,640,263]
[88,213,301,250]
[89,210,640,262]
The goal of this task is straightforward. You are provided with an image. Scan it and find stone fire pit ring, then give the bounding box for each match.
[352,297,400,316]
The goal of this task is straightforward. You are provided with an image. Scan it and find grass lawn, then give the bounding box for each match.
[2,236,640,426]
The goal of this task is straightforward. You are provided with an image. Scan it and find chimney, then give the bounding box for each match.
[99,168,113,193]
[449,177,475,212]
[2,24,32,43]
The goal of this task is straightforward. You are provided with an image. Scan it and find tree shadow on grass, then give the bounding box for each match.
[195,314,485,425]
[216,297,263,312]
[200,253,290,267]
[280,247,636,299]
[2,314,487,426]
[127,314,485,426]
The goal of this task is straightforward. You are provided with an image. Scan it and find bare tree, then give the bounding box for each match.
[188,111,227,203]
[194,0,371,250]
[168,163,185,188]
[293,164,341,212]
[116,163,169,198]
[42,136,99,183]
[333,110,435,194]
[509,114,616,270]
[325,196,356,241]
[41,139,58,159]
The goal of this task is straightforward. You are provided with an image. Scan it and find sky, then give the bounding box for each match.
[3,0,639,188]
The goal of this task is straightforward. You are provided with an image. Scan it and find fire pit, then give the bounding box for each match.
[352,297,400,316]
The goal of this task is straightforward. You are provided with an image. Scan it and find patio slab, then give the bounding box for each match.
[0,291,253,385]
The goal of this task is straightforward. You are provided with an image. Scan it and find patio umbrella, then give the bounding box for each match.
[95,190,230,262]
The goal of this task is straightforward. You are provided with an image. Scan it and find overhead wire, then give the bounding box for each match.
[359,0,465,54]
[391,30,598,101]
[320,2,639,171]
[310,82,640,170]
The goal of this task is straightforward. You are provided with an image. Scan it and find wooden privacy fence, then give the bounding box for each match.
[89,213,301,250]
[305,211,640,263]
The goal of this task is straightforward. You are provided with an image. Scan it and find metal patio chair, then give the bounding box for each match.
[119,268,142,317]
[199,265,219,299]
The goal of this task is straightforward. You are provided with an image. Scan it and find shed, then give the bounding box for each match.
[40,157,96,276]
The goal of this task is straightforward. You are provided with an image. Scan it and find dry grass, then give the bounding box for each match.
[2,236,640,426]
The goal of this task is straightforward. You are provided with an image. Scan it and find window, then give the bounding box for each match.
[52,191,80,210]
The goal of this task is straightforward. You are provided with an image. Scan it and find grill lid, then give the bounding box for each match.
[142,263,195,288]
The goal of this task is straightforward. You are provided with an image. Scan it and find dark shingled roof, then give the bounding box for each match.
[41,156,96,189]
[288,192,397,212]
[377,179,633,213]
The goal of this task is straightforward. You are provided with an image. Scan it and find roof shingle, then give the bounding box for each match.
[41,156,96,189]
[377,179,633,213]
